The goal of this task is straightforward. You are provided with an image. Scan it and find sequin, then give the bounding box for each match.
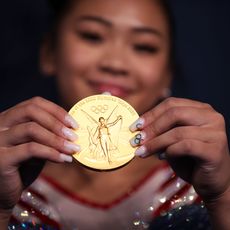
[148,206,154,212]
[8,223,58,230]
[150,204,211,229]
[159,197,167,203]
[133,219,141,226]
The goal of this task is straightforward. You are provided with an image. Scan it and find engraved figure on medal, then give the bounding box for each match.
[81,105,123,164]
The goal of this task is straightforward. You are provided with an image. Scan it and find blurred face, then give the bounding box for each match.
[43,0,171,114]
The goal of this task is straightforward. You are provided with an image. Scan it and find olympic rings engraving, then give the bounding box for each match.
[91,104,109,114]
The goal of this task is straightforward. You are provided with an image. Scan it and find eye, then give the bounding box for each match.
[134,44,159,55]
[78,31,104,44]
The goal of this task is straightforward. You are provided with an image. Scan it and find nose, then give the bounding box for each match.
[99,42,129,77]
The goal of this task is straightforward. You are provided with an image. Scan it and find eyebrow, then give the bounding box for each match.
[77,15,162,37]
[132,27,162,38]
[77,15,112,27]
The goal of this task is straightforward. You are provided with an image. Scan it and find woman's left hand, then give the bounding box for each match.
[130,97,230,202]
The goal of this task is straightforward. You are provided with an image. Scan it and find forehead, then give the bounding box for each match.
[64,0,169,35]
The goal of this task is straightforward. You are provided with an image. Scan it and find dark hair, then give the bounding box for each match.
[157,0,177,75]
[48,0,173,33]
[46,0,73,48]
[48,0,69,13]
[48,0,72,21]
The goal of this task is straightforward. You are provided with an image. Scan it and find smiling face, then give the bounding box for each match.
[42,0,172,114]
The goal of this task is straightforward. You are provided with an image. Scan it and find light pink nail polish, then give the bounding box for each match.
[135,146,148,157]
[129,118,145,132]
[64,141,81,153]
[102,91,112,95]
[65,115,79,129]
[62,127,78,141]
[60,154,73,163]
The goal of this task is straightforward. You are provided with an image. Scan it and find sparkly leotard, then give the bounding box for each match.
[12,162,201,229]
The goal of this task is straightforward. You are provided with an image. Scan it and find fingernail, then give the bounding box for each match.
[102,91,112,96]
[129,118,145,132]
[135,146,148,157]
[64,141,81,153]
[158,152,167,160]
[60,154,73,163]
[62,127,78,141]
[130,132,146,147]
[65,115,79,129]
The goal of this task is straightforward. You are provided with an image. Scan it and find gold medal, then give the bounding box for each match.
[69,95,139,170]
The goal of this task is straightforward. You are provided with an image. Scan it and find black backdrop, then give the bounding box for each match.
[0,0,230,126]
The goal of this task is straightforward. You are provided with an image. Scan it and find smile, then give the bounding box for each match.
[88,80,134,98]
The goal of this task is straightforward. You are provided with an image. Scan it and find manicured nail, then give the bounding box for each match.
[135,146,148,157]
[158,152,167,160]
[62,127,78,141]
[129,118,145,132]
[102,91,112,95]
[65,115,79,129]
[60,154,73,163]
[130,132,146,147]
[64,141,81,153]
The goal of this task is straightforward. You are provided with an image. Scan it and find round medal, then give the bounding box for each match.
[69,95,139,170]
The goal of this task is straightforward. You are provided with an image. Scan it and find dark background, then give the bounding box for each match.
[0,0,230,127]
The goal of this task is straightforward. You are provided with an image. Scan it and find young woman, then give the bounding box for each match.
[0,0,230,229]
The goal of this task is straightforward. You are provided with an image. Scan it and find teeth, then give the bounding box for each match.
[102,91,112,96]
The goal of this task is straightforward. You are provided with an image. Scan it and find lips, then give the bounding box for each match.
[98,84,129,97]
[88,80,134,98]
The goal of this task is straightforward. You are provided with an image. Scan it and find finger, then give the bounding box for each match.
[130,126,220,149]
[2,142,73,166]
[0,102,78,141]
[17,97,76,127]
[165,139,216,161]
[130,97,213,131]
[141,107,221,140]
[0,97,78,130]
[132,126,223,157]
[0,122,80,154]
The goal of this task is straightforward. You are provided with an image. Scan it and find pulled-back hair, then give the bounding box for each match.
[48,0,173,31]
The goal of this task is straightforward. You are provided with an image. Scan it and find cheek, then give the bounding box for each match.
[131,54,169,113]
[56,44,93,77]
[54,35,102,107]
[137,57,168,89]
[55,30,102,78]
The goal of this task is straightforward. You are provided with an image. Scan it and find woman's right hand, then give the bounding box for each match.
[0,97,79,214]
